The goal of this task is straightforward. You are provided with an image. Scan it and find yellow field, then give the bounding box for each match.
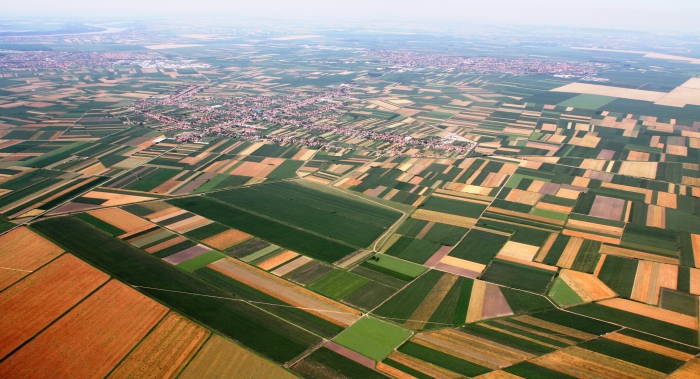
[81,191,154,207]
[618,161,658,179]
[179,335,295,379]
[559,269,615,302]
[0,227,64,290]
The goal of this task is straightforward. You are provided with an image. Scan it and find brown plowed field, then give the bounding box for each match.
[589,196,625,221]
[0,280,167,378]
[480,284,514,320]
[108,313,209,379]
[0,227,63,290]
[0,254,108,359]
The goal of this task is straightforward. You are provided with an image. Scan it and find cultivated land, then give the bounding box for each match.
[1,21,700,377]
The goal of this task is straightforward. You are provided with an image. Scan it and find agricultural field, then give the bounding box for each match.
[2,22,700,377]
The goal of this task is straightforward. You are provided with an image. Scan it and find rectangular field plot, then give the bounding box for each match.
[307,269,370,300]
[359,254,428,281]
[480,259,556,294]
[420,195,488,218]
[383,235,442,264]
[333,317,412,361]
[206,181,401,248]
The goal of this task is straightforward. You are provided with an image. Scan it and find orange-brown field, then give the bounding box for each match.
[201,229,251,250]
[144,235,187,254]
[257,250,299,271]
[0,226,64,290]
[559,269,616,302]
[108,313,210,379]
[88,208,152,233]
[0,280,167,378]
[0,254,109,359]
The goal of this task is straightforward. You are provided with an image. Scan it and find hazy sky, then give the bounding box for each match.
[4,0,700,34]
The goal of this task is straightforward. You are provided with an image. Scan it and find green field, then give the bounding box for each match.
[168,196,356,262]
[448,229,509,264]
[547,277,583,307]
[333,317,412,361]
[480,259,555,294]
[420,196,487,218]
[342,281,398,310]
[206,183,400,248]
[177,251,225,272]
[307,269,370,299]
[361,254,428,279]
[384,236,441,264]
[557,94,617,110]
[596,255,637,298]
[373,270,444,320]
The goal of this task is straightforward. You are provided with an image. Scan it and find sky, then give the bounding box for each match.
[4,0,700,34]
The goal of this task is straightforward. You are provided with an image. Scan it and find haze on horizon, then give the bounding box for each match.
[2,0,700,35]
